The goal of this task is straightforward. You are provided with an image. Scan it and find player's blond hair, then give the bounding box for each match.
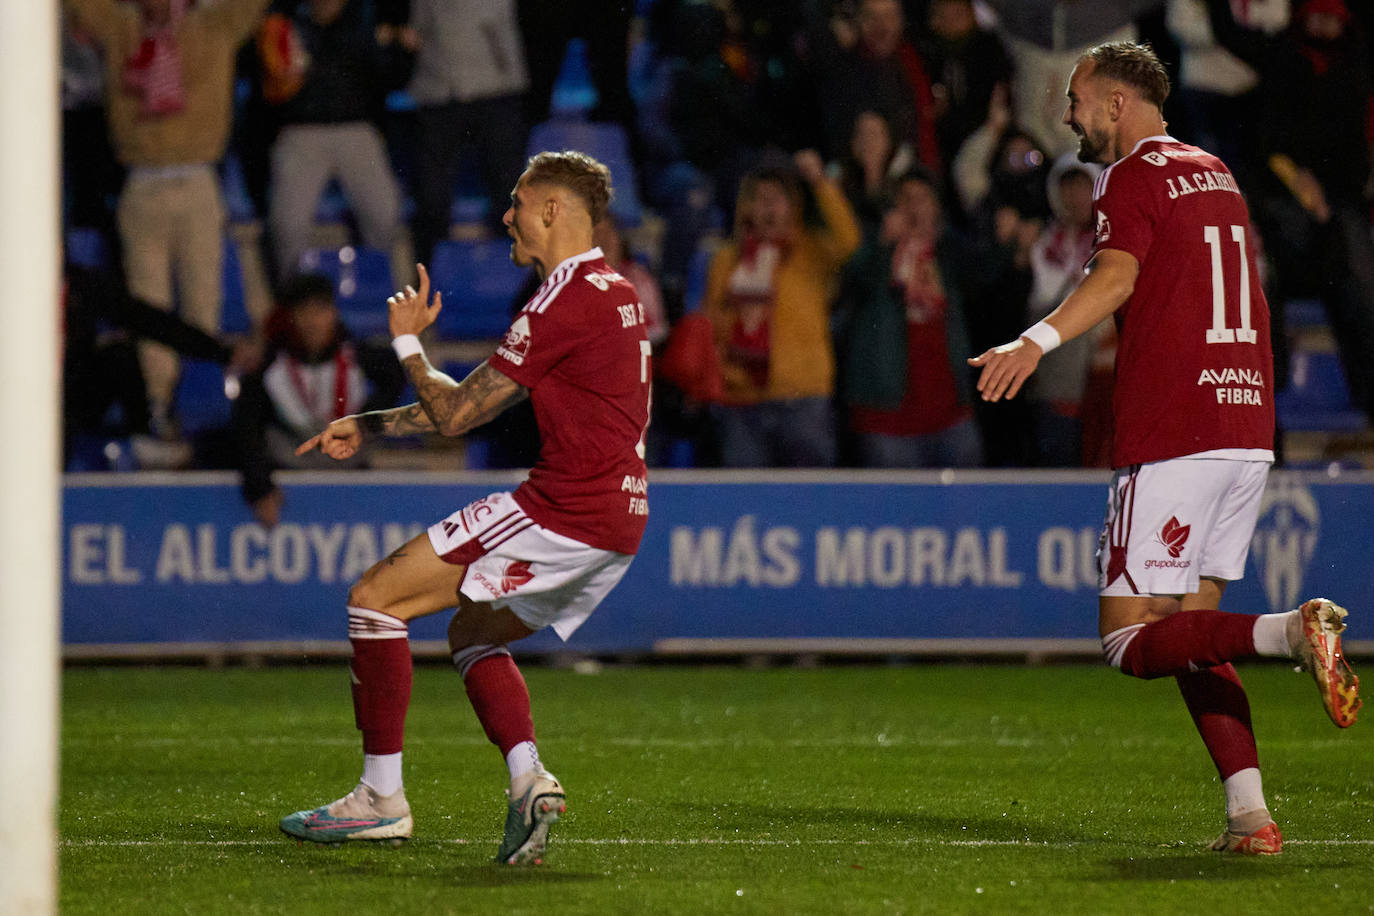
[1081,41,1171,109]
[522,151,614,225]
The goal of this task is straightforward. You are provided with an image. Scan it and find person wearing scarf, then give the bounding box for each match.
[65,0,273,443]
[232,274,403,527]
[702,150,860,467]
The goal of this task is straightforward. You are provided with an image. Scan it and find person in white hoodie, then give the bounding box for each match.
[1023,153,1107,465]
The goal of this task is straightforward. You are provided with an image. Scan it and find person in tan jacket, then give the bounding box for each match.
[702,149,861,466]
[65,0,270,445]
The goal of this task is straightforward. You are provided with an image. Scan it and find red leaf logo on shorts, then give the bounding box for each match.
[501,561,534,593]
[1159,516,1190,558]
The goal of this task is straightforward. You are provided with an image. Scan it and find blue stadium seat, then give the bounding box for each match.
[1275,347,1367,432]
[176,358,234,437]
[550,39,596,117]
[65,227,110,270]
[681,243,714,315]
[220,151,258,224]
[429,239,531,339]
[1283,298,1326,330]
[526,117,642,226]
[220,237,251,335]
[298,245,394,339]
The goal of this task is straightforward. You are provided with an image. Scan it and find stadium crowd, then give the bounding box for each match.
[60,0,1374,497]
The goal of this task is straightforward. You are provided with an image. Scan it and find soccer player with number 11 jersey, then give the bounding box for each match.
[279,151,651,865]
[971,41,1360,854]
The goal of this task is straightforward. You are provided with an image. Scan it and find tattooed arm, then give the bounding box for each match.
[296,362,527,460]
[297,261,527,460]
[395,358,528,438]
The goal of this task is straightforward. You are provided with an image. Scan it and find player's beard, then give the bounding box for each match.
[1076,126,1110,165]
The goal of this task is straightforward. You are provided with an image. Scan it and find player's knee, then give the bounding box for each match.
[346,579,375,610]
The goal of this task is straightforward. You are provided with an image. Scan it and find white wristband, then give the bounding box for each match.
[1021,321,1061,355]
[391,334,424,361]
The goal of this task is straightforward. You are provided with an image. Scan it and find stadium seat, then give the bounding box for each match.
[175,358,234,437]
[1275,346,1367,432]
[681,242,715,315]
[220,236,252,335]
[526,117,642,226]
[429,239,531,340]
[298,245,394,339]
[550,39,596,117]
[65,226,109,270]
[1283,298,1326,330]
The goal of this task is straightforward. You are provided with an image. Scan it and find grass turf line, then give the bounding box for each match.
[61,665,1374,914]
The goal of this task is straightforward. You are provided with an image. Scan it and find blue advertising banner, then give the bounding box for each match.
[62,469,1370,652]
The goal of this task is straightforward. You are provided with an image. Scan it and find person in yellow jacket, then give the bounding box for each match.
[702,149,861,467]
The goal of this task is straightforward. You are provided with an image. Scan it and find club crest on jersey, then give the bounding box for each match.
[497,315,531,366]
[584,269,623,291]
[1095,209,1111,244]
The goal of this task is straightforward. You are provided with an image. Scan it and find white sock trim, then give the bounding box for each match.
[1252,610,1299,658]
[1101,624,1145,669]
[348,606,409,640]
[452,644,511,679]
[506,741,542,784]
[362,752,404,797]
[1223,767,1266,819]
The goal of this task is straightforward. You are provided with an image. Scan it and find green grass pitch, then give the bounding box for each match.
[61,663,1373,914]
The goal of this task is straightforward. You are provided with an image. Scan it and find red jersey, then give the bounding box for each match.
[487,248,651,554]
[1091,137,1274,467]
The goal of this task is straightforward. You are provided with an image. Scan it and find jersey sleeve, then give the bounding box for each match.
[1092,165,1155,265]
[487,303,587,389]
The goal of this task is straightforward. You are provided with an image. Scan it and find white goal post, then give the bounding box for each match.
[0,0,60,912]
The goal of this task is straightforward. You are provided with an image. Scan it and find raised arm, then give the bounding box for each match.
[295,264,529,460]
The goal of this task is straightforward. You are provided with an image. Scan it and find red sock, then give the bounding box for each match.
[1176,663,1259,779]
[348,609,412,755]
[1119,610,1257,679]
[464,654,536,755]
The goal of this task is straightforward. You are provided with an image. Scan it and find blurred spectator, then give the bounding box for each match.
[1166,0,1290,176]
[828,109,916,239]
[1023,154,1110,466]
[836,168,983,468]
[644,1,780,304]
[950,84,1050,222]
[63,262,260,470]
[407,0,530,263]
[805,0,942,173]
[62,13,125,263]
[64,0,271,443]
[1207,0,1374,422]
[518,1,636,129]
[951,93,1044,466]
[261,0,414,281]
[703,150,861,467]
[232,274,404,527]
[981,0,1156,157]
[919,0,1015,173]
[594,217,670,348]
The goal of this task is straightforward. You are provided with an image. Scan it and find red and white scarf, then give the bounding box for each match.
[122,0,189,117]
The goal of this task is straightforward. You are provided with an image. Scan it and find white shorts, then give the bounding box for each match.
[427,492,633,641]
[1097,458,1269,597]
